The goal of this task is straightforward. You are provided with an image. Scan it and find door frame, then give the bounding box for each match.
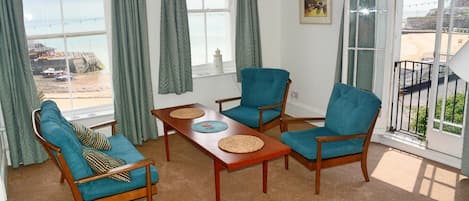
[425,0,465,158]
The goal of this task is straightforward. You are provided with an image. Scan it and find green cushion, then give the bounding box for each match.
[40,100,93,180]
[325,83,381,135]
[222,106,280,128]
[240,68,289,111]
[78,134,159,201]
[82,148,130,182]
[71,122,112,150]
[281,127,364,160]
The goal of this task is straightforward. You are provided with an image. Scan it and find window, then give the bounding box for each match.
[23,0,112,112]
[186,0,235,76]
[343,0,389,97]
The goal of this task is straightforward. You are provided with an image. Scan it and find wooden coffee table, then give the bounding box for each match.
[151,103,291,201]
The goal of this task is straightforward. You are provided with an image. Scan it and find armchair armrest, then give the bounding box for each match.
[75,159,155,184]
[315,133,368,164]
[256,102,283,132]
[89,120,117,135]
[282,117,325,123]
[215,97,241,112]
[258,102,282,111]
[315,133,368,143]
[280,117,325,132]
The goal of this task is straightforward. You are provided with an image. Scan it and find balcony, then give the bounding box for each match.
[389,60,468,140]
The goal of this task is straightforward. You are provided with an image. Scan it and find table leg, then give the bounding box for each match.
[163,123,170,161]
[284,155,289,170]
[214,160,222,201]
[263,160,268,193]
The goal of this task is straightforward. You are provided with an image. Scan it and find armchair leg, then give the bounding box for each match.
[315,143,322,194]
[60,173,64,183]
[284,155,289,170]
[146,166,152,201]
[315,164,321,194]
[258,125,264,133]
[361,157,370,182]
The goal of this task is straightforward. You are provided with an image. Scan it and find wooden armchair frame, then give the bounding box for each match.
[32,109,157,201]
[280,109,380,194]
[215,79,291,132]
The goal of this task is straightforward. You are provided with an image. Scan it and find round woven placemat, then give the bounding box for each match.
[169,108,205,119]
[218,135,264,153]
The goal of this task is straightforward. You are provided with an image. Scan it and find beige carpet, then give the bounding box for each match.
[7,124,469,201]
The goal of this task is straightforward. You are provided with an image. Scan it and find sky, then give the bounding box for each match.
[402,0,453,18]
[23,0,104,22]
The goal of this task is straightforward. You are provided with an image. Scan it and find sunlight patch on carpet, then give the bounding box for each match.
[371,149,465,200]
[371,150,421,192]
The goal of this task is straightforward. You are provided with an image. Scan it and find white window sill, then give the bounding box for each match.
[193,70,236,79]
[373,130,461,168]
[376,131,427,148]
[192,61,236,79]
[62,104,114,121]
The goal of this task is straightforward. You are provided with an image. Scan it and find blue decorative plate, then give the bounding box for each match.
[192,120,228,133]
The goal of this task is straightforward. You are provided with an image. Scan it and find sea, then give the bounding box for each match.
[23,3,231,110]
[25,17,110,73]
[24,13,232,71]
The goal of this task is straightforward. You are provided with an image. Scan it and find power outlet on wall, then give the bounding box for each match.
[291,91,299,99]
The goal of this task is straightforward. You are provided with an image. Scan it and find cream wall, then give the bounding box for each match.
[146,0,284,135]
[76,0,345,134]
[281,0,345,118]
[146,0,345,120]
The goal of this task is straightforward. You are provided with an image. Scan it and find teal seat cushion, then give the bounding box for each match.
[240,68,289,111]
[79,134,159,201]
[325,83,381,135]
[281,127,364,160]
[40,100,93,180]
[222,106,280,128]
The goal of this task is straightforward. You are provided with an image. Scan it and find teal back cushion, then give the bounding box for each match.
[325,83,381,135]
[240,68,289,111]
[40,100,93,180]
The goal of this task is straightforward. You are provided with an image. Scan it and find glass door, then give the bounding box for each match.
[393,0,469,157]
[342,0,390,98]
[426,0,469,157]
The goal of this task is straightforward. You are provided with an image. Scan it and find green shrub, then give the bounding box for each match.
[410,106,428,135]
[434,92,465,134]
[410,92,465,136]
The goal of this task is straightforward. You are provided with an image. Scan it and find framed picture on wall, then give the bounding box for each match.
[300,0,332,24]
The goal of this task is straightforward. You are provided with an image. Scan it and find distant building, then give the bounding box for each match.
[404,5,469,31]
[455,0,469,7]
[28,41,104,75]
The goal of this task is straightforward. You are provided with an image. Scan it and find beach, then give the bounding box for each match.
[400,32,469,61]
[34,71,112,110]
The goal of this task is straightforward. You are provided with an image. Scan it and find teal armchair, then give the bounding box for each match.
[215,68,291,132]
[32,100,158,201]
[280,83,381,194]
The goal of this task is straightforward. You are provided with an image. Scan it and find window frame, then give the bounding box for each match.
[24,0,113,117]
[187,0,236,77]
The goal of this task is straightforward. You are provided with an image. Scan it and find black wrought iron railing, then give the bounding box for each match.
[389,60,467,140]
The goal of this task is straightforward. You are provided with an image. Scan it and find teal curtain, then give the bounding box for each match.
[235,0,262,81]
[0,0,48,167]
[462,105,469,176]
[335,2,345,83]
[111,0,157,144]
[159,0,192,95]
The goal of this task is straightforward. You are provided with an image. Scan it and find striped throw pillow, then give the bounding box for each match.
[71,122,111,150]
[82,148,131,182]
